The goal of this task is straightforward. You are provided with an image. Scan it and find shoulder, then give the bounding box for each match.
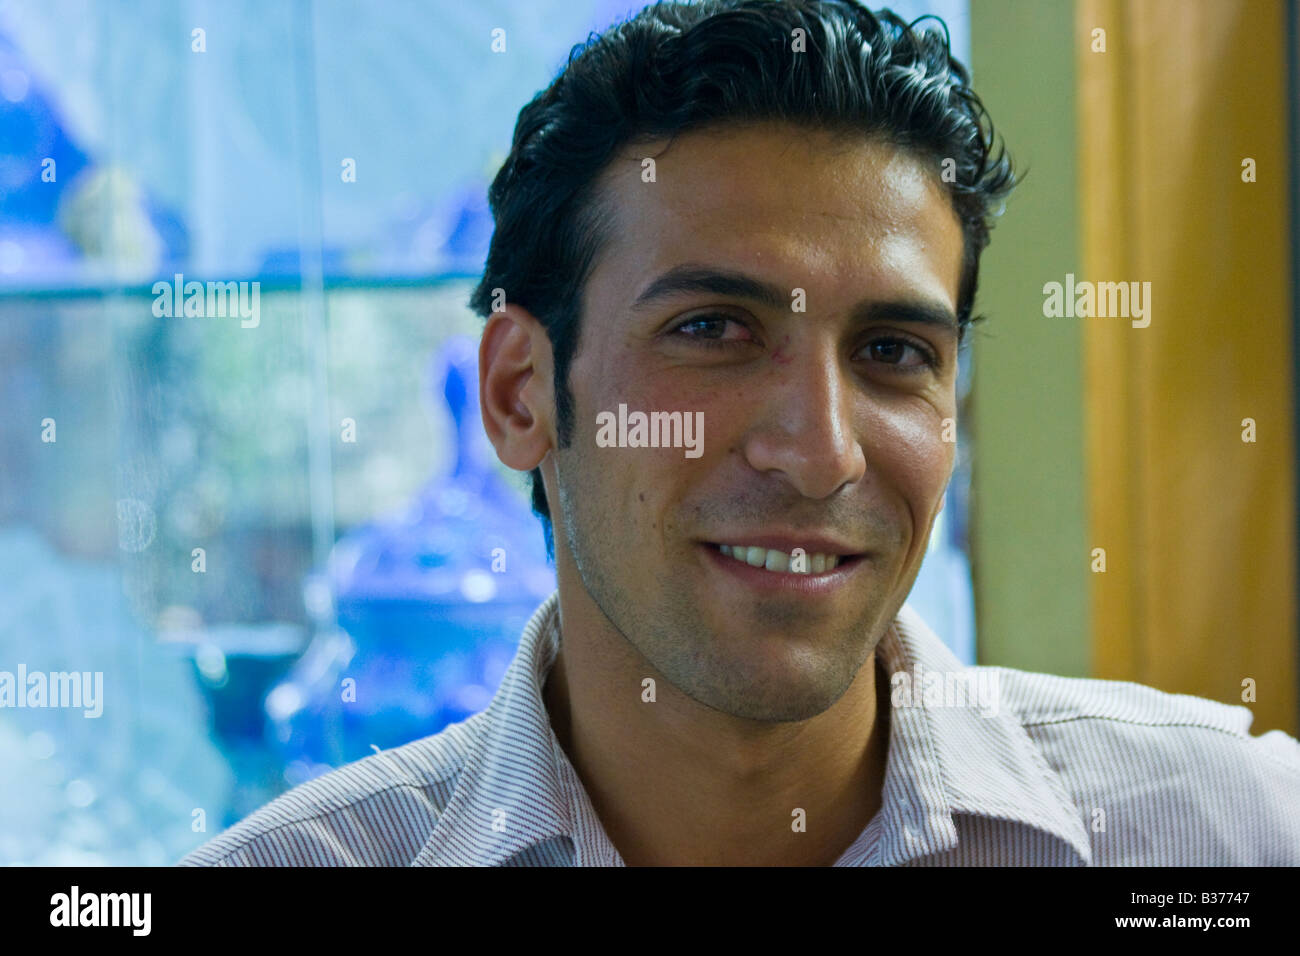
[178,713,486,866]
[989,667,1300,864]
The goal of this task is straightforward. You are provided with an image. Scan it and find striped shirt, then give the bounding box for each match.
[180,591,1300,866]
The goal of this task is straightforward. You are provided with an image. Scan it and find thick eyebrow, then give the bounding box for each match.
[629,263,958,334]
[631,264,789,312]
[860,300,960,335]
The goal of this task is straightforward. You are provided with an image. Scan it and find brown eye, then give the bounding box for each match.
[671,312,756,345]
[862,336,936,370]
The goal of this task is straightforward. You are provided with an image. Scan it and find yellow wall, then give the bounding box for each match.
[1078,0,1296,734]
[971,0,1297,735]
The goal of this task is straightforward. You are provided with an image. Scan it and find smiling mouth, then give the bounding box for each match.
[709,543,861,574]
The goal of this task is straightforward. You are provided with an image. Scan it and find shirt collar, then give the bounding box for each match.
[413,592,621,866]
[845,603,1093,865]
[414,592,1092,866]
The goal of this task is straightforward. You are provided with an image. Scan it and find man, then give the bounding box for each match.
[182,0,1300,866]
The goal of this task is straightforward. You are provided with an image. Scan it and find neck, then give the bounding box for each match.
[542,605,892,867]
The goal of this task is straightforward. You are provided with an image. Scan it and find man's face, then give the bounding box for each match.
[546,121,963,722]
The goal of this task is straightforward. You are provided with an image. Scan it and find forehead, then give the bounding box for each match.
[586,121,964,312]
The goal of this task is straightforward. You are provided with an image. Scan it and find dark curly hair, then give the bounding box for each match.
[469,0,1017,552]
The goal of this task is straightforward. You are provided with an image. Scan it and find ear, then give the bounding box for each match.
[479,305,555,473]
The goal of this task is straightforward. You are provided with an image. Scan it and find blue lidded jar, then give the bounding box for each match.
[267,335,555,781]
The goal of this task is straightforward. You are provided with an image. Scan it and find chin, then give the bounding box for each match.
[681,645,855,719]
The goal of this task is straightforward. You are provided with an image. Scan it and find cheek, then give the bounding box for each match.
[575,341,663,422]
[571,354,704,508]
[864,406,953,504]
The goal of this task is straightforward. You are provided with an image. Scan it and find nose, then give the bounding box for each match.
[739,343,867,499]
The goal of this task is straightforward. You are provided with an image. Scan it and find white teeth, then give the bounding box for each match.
[715,544,842,574]
[764,550,789,572]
